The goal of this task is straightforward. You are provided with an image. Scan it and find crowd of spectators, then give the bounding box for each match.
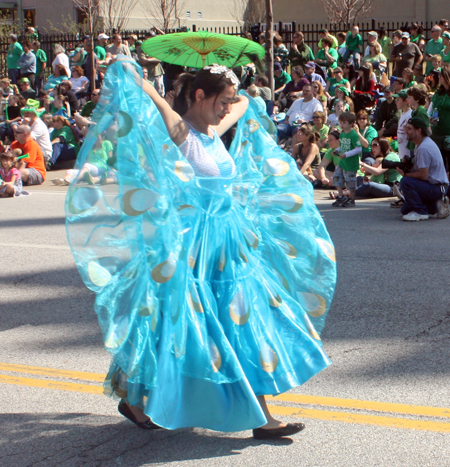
[1,23,448,221]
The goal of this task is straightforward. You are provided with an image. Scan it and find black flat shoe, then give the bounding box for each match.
[118,401,161,430]
[253,422,306,439]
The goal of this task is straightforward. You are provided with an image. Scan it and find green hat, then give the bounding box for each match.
[442,31,450,40]
[336,86,350,97]
[18,77,30,84]
[20,98,40,116]
[408,117,431,136]
[393,90,408,100]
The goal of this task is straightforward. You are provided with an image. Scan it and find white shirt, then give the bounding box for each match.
[31,118,53,157]
[287,98,323,125]
[52,53,71,78]
[397,109,412,158]
[70,76,90,93]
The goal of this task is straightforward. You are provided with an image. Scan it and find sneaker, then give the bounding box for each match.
[436,197,450,219]
[342,198,356,207]
[332,196,347,207]
[51,178,64,186]
[402,211,429,222]
[83,171,94,185]
[393,183,404,200]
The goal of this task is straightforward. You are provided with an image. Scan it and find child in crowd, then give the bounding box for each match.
[343,26,362,69]
[0,148,23,197]
[332,112,362,207]
[327,100,346,128]
[429,55,442,76]
[0,95,25,143]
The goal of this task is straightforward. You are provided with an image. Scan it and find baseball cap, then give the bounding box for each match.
[98,33,109,40]
[305,61,315,69]
[401,32,410,38]
[18,77,30,84]
[408,117,431,135]
[442,31,450,40]
[274,62,282,71]
[368,31,378,38]
[393,90,408,99]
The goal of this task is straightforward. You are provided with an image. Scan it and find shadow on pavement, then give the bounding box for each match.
[0,413,292,467]
[0,217,66,228]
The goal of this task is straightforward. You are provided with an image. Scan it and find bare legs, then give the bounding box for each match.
[257,395,287,429]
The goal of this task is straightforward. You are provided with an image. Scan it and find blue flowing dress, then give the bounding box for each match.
[66,61,337,432]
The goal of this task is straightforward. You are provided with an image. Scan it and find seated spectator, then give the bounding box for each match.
[79,89,100,118]
[333,86,354,113]
[47,115,80,170]
[273,34,289,69]
[407,86,429,123]
[288,31,314,69]
[427,54,442,77]
[0,147,23,197]
[399,117,449,221]
[315,38,339,75]
[59,80,80,115]
[69,66,90,95]
[20,100,53,162]
[357,137,402,197]
[52,44,71,78]
[325,67,350,100]
[441,31,450,69]
[312,110,329,154]
[409,23,426,50]
[304,61,326,87]
[362,41,387,77]
[0,94,25,143]
[313,129,341,186]
[276,83,323,141]
[44,64,69,93]
[352,63,376,113]
[254,75,272,101]
[374,85,401,137]
[278,66,310,109]
[412,65,425,83]
[393,77,406,94]
[343,26,363,69]
[318,28,339,49]
[18,77,37,100]
[354,109,378,163]
[0,78,16,97]
[402,68,416,88]
[246,84,266,112]
[342,61,356,83]
[12,124,46,185]
[311,81,328,118]
[377,27,392,61]
[290,123,321,181]
[274,62,291,96]
[51,94,70,118]
[327,100,346,128]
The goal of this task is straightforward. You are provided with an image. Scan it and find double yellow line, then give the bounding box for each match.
[1,361,450,433]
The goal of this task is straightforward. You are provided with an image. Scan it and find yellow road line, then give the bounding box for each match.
[268,394,450,419]
[268,405,450,433]
[0,362,105,382]
[0,374,103,395]
[1,373,449,433]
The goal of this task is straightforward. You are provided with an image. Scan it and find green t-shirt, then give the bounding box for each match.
[370,153,402,184]
[87,140,113,170]
[378,36,392,59]
[7,42,23,69]
[94,45,107,61]
[275,70,292,90]
[313,124,330,153]
[363,53,387,64]
[33,49,47,76]
[424,38,444,73]
[52,127,80,155]
[317,48,339,70]
[327,77,349,97]
[71,47,87,67]
[81,100,97,118]
[431,92,450,136]
[345,33,363,52]
[323,147,341,167]
[361,125,378,155]
[338,129,362,171]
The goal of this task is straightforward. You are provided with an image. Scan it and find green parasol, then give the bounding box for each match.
[141,31,265,69]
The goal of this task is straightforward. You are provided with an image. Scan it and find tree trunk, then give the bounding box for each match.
[265,0,274,99]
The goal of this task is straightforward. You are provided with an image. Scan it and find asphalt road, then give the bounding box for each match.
[1,172,449,467]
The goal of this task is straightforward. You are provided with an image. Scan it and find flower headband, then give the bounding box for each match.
[204,64,240,90]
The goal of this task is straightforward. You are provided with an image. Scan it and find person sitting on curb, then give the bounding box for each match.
[398,117,449,221]
[11,124,46,186]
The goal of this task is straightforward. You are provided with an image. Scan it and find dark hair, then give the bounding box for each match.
[436,67,450,96]
[321,37,333,48]
[21,40,32,49]
[257,75,269,87]
[407,86,427,105]
[52,115,80,143]
[358,64,372,91]
[173,69,237,116]
[56,64,68,77]
[378,26,387,38]
[372,137,391,157]
[439,18,449,27]
[296,123,319,144]
[394,77,406,88]
[329,129,341,140]
[410,23,424,35]
[73,65,84,76]
[342,61,356,82]
[0,147,21,168]
[356,109,370,123]
[337,32,346,40]
[339,111,357,125]
[291,66,304,77]
[402,68,414,83]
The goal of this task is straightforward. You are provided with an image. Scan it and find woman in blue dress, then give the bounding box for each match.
[66,59,336,439]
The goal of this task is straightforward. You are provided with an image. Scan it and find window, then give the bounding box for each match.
[197,11,202,19]
[186,11,190,18]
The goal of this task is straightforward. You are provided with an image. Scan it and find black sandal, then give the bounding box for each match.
[253,422,306,439]
[118,400,161,430]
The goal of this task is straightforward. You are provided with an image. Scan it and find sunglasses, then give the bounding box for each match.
[371,143,380,147]
[312,116,321,119]
[359,117,368,120]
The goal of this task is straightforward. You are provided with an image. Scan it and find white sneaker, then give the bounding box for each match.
[51,178,64,185]
[436,197,449,219]
[402,211,429,222]
[393,183,404,200]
